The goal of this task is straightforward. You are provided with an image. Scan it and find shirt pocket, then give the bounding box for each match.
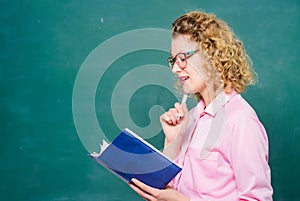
[181,151,219,194]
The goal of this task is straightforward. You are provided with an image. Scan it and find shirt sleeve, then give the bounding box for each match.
[230,113,273,200]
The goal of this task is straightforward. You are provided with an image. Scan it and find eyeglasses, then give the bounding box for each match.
[167,50,199,70]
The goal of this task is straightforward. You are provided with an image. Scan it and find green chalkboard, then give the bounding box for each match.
[1,0,299,200]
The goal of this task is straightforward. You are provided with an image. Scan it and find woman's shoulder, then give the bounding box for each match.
[225,93,260,122]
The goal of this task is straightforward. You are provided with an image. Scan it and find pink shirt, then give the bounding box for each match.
[170,91,273,200]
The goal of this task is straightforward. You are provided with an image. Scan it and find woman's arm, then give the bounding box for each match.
[230,115,273,200]
[160,102,189,160]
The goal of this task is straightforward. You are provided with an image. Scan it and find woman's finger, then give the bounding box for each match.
[160,102,185,126]
[174,103,184,118]
[129,178,159,200]
[128,183,153,201]
[132,178,158,195]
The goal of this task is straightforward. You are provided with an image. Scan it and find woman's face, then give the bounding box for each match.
[170,35,210,97]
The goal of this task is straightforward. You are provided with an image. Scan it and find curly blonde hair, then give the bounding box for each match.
[172,11,255,98]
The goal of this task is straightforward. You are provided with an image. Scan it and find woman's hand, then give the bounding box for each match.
[160,102,189,144]
[129,178,189,201]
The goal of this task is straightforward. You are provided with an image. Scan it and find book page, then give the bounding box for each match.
[89,139,109,157]
[100,139,109,154]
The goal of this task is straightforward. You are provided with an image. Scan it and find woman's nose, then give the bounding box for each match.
[171,61,182,74]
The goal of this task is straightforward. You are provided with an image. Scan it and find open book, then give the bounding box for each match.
[89,128,182,189]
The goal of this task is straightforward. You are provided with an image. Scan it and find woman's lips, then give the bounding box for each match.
[178,76,189,84]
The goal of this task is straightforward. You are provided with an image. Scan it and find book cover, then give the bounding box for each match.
[89,128,182,189]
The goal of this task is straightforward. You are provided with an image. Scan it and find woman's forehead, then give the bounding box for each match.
[171,35,198,54]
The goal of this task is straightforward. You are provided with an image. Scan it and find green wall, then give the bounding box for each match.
[1,0,299,200]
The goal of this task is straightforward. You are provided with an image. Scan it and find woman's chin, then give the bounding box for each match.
[182,86,194,95]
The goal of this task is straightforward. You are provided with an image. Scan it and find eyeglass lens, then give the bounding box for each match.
[168,53,187,69]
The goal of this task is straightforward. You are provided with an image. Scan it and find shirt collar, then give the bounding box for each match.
[194,90,237,118]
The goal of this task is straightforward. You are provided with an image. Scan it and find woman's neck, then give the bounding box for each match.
[201,87,224,106]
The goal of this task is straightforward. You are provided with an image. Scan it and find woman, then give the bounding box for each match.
[129,10,273,201]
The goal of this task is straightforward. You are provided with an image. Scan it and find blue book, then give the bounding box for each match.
[89,128,182,189]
